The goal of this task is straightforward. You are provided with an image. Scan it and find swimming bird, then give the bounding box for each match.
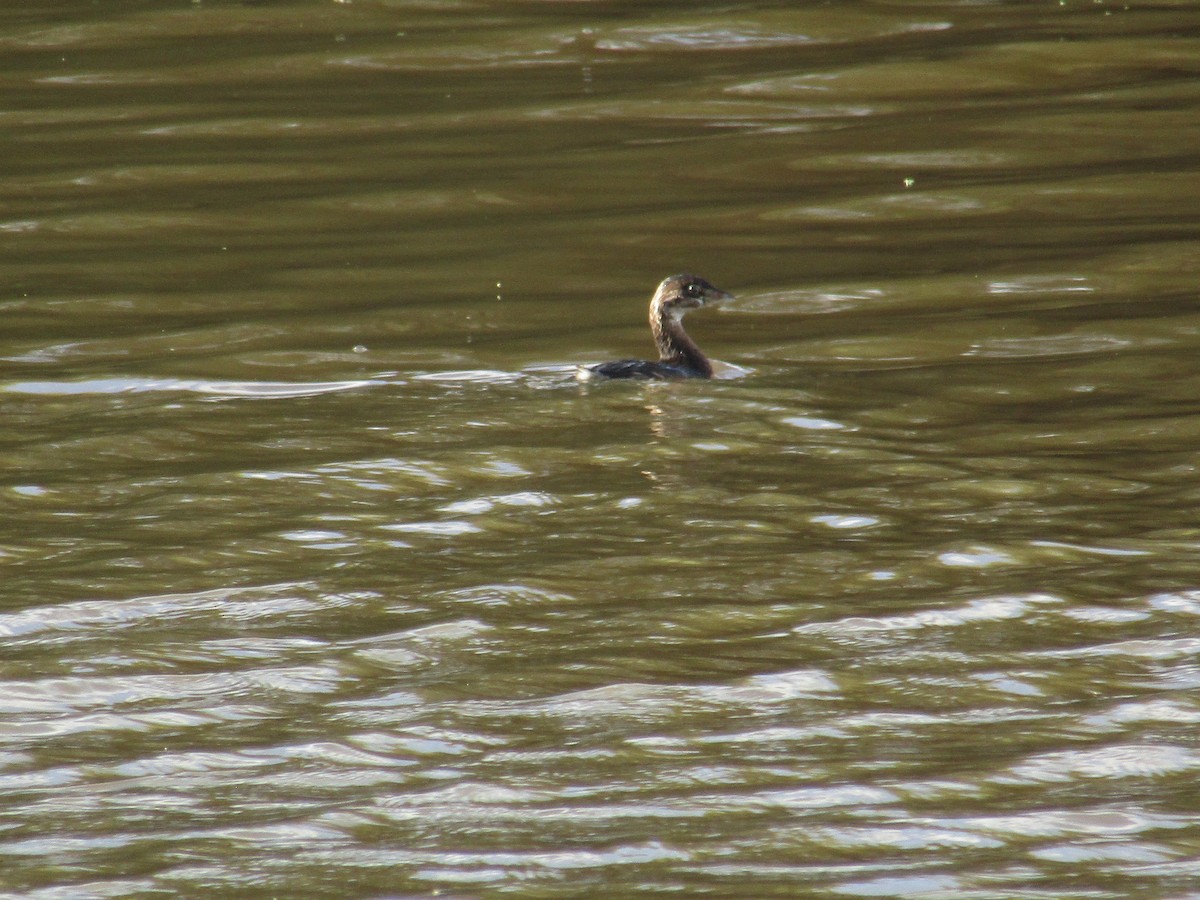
[578,273,733,380]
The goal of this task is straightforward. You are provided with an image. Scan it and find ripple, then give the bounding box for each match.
[1147,591,1200,616]
[1003,744,1200,784]
[737,287,885,315]
[794,594,1053,637]
[378,520,483,537]
[595,27,817,52]
[0,583,318,639]
[832,873,963,897]
[783,415,847,431]
[987,275,1094,295]
[967,334,1134,360]
[1,377,380,398]
[811,513,881,529]
[937,547,1014,568]
[0,666,341,718]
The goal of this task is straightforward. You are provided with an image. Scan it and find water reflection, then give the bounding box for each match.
[3,376,381,397]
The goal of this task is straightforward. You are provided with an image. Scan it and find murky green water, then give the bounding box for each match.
[4,1,1200,896]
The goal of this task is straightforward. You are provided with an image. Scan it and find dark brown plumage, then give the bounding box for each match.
[579,274,733,380]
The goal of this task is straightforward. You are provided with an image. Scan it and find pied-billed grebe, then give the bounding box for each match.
[578,273,733,380]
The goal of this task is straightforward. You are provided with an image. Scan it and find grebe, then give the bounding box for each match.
[578,274,733,380]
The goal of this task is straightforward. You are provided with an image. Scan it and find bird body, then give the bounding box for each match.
[578,274,732,381]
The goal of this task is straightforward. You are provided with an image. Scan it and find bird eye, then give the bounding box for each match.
[685,283,701,297]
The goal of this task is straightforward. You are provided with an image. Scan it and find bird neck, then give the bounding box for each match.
[650,304,712,377]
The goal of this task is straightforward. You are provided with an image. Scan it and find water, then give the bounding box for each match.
[4,1,1200,896]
